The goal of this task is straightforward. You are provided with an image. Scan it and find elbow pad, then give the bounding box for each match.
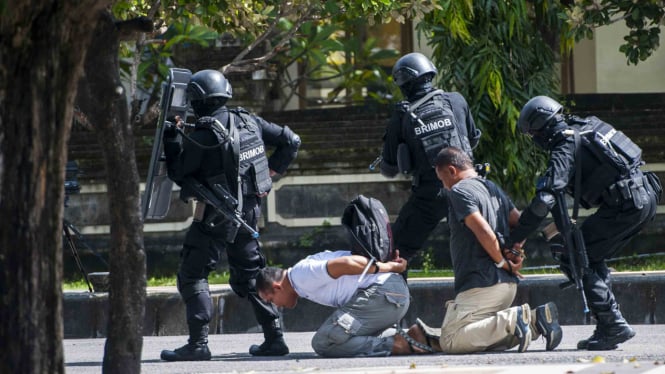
[531,190,556,217]
[509,192,554,244]
[282,125,301,150]
[380,160,399,178]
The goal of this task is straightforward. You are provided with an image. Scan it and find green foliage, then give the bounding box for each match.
[296,220,332,248]
[420,0,559,202]
[418,0,663,201]
[62,252,665,289]
[420,247,435,274]
[565,0,665,65]
[108,0,663,201]
[111,0,438,109]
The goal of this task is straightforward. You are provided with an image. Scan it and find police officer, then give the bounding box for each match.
[160,69,301,361]
[380,52,481,266]
[509,95,661,350]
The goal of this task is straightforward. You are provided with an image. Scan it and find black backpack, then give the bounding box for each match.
[341,195,394,262]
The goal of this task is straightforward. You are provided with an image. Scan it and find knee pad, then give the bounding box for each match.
[186,292,213,324]
[178,274,210,302]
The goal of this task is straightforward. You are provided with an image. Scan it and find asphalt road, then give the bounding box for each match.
[64,325,665,374]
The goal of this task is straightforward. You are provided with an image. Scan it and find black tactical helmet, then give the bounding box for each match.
[518,96,567,150]
[517,96,563,134]
[392,52,437,87]
[187,69,233,102]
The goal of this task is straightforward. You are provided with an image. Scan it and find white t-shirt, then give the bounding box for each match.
[287,250,393,308]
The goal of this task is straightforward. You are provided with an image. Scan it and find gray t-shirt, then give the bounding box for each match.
[448,177,518,294]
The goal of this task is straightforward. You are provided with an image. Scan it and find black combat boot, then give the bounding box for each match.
[576,313,604,350]
[161,324,212,361]
[249,319,289,356]
[586,307,635,351]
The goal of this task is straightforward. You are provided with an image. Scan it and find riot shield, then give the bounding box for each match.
[142,68,192,220]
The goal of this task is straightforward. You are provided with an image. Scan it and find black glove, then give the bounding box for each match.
[162,121,178,139]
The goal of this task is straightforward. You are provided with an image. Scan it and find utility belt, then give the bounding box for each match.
[601,172,648,210]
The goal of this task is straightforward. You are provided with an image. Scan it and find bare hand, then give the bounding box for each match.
[385,250,407,273]
[507,256,524,279]
[387,258,407,274]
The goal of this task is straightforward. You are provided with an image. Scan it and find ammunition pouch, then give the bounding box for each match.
[601,174,648,210]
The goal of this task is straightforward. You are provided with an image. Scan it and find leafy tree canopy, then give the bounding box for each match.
[111,0,440,107]
[566,0,664,65]
[420,0,663,202]
[110,0,663,200]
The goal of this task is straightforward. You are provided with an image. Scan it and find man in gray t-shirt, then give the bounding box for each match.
[430,147,562,354]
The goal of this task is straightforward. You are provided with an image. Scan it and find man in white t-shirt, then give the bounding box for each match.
[256,250,438,357]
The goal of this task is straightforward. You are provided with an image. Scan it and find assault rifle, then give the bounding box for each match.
[182,176,259,240]
[544,191,590,317]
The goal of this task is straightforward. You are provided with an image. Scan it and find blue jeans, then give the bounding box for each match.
[311,274,410,357]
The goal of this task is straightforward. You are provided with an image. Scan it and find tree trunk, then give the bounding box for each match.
[75,12,147,374]
[0,2,108,373]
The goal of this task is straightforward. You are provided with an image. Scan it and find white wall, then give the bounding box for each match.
[575,22,665,93]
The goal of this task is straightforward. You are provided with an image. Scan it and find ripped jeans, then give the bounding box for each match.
[311,274,410,357]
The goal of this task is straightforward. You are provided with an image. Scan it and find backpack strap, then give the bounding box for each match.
[572,129,582,220]
[407,89,445,112]
[479,177,510,246]
[226,113,243,211]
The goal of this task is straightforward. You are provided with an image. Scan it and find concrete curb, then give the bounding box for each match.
[63,271,665,338]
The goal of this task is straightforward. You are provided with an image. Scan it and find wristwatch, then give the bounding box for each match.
[495,258,506,268]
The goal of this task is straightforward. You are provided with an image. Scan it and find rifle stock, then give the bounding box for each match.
[182,176,259,239]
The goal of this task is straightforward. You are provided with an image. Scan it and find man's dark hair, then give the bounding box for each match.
[255,267,285,294]
[434,147,473,170]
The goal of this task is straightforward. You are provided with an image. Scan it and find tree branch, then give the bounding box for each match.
[223,4,317,74]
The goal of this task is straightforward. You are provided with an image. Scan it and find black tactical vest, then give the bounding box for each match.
[571,116,643,207]
[402,90,472,174]
[232,109,272,196]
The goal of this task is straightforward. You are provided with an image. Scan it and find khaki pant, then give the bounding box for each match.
[439,282,541,354]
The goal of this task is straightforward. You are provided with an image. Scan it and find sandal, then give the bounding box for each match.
[416,318,441,345]
[396,328,437,354]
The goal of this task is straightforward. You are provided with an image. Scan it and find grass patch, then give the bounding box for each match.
[63,254,665,290]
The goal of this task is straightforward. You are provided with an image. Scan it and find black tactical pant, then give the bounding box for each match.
[391,181,448,263]
[580,182,658,316]
[177,196,279,343]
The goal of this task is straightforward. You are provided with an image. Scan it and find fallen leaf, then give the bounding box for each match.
[592,355,606,363]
